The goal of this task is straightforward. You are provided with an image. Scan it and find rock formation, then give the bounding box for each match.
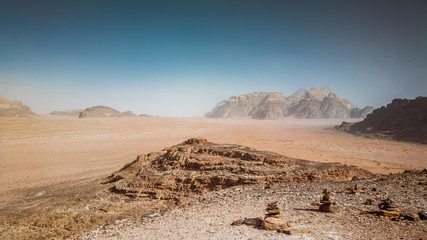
[0,96,36,117]
[106,138,373,201]
[78,106,137,118]
[50,109,83,117]
[336,97,427,144]
[206,87,373,119]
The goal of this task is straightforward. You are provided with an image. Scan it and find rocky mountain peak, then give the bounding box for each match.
[206,87,372,119]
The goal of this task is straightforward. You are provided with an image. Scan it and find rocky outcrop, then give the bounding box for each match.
[0,96,36,117]
[350,106,374,119]
[50,109,83,117]
[205,92,301,119]
[206,87,373,119]
[106,138,373,200]
[337,97,427,144]
[79,106,137,118]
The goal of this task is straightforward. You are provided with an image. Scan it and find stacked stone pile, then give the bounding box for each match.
[261,201,287,230]
[319,189,335,212]
[378,198,400,218]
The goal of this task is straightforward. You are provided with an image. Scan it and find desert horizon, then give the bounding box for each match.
[1,0,426,239]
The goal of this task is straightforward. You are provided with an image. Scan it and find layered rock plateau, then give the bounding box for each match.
[106,138,373,200]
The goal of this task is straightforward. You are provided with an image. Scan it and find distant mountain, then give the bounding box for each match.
[50,109,83,117]
[79,106,136,118]
[337,97,427,144]
[0,96,36,117]
[205,87,373,119]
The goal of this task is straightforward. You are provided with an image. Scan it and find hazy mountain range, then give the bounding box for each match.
[205,86,374,119]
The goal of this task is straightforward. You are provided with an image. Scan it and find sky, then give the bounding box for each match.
[0,0,426,116]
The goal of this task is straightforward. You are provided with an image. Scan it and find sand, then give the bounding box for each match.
[1,115,426,202]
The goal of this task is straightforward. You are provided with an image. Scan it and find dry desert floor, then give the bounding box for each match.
[0,116,426,239]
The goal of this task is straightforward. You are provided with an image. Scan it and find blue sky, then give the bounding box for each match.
[0,0,426,116]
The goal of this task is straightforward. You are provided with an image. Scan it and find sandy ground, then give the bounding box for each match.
[1,115,426,202]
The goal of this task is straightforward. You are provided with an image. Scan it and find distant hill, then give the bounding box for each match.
[336,97,427,144]
[206,87,373,119]
[79,106,137,118]
[0,96,36,117]
[50,109,83,117]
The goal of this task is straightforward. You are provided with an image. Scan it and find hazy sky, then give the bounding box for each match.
[1,0,426,116]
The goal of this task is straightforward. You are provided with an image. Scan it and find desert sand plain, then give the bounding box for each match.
[0,115,426,239]
[1,115,425,197]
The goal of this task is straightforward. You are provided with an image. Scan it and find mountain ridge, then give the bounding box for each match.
[205,87,373,119]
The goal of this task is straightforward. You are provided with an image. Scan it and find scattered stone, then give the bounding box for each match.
[403,213,420,221]
[418,211,426,220]
[347,184,366,194]
[363,199,375,205]
[231,219,244,226]
[243,218,261,227]
[278,226,314,235]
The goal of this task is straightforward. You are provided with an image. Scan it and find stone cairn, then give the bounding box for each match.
[261,201,288,230]
[378,198,400,217]
[319,189,334,212]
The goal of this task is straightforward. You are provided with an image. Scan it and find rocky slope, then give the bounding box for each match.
[0,96,36,117]
[336,97,427,144]
[79,106,136,118]
[76,170,427,240]
[206,87,372,119]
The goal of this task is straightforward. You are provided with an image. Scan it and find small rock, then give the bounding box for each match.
[363,199,375,205]
[278,226,314,235]
[403,213,420,221]
[243,218,261,227]
[231,219,244,226]
[262,217,287,230]
[418,211,426,220]
[380,210,400,218]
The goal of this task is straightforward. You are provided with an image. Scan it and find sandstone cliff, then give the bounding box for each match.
[206,87,372,119]
[0,96,36,117]
[338,97,427,144]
